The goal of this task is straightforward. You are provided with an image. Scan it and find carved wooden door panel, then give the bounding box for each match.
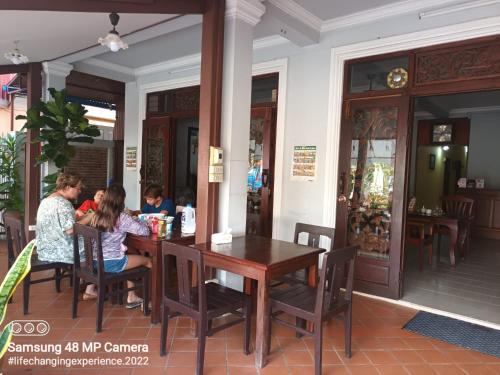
[246,107,276,237]
[335,96,409,299]
[141,116,174,202]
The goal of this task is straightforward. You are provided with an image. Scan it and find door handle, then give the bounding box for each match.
[262,169,269,188]
[338,171,347,202]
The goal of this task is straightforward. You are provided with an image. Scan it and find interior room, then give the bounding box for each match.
[404,90,500,325]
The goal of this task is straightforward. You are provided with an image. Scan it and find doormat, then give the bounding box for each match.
[403,311,500,358]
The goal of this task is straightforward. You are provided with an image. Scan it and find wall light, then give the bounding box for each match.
[442,145,450,151]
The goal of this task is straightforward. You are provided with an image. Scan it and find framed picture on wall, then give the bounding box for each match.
[432,123,453,143]
[429,153,436,170]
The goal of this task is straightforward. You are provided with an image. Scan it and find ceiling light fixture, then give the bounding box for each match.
[98,12,128,52]
[4,41,29,65]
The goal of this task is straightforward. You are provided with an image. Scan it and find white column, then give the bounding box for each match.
[217,0,265,290]
[41,61,73,180]
[42,61,73,101]
[218,0,265,236]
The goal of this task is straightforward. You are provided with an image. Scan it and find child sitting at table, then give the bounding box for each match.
[90,184,152,309]
[76,188,105,219]
[141,184,175,216]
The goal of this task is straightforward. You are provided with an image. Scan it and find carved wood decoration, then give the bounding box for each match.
[415,40,500,85]
[173,88,200,112]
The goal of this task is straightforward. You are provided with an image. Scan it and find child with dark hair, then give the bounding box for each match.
[90,184,151,308]
[141,183,175,216]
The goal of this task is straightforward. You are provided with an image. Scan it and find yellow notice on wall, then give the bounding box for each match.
[291,145,317,182]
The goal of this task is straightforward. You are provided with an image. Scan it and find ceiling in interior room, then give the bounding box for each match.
[415,90,500,116]
[0,11,175,65]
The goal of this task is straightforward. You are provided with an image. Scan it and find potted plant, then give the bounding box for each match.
[0,133,24,214]
[0,240,36,370]
[16,87,101,195]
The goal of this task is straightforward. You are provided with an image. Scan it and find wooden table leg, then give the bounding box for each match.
[150,252,161,324]
[255,273,269,369]
[448,223,458,267]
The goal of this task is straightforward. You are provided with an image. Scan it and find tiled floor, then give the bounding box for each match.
[404,238,500,325]
[1,240,500,375]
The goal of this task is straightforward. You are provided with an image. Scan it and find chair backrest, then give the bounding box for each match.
[4,214,26,263]
[294,223,335,251]
[315,245,358,317]
[73,223,104,276]
[442,195,474,218]
[162,241,206,313]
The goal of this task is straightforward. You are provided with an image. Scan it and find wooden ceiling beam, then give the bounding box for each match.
[0,0,205,14]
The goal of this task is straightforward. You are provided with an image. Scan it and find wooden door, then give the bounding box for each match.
[335,96,410,299]
[141,116,175,202]
[246,106,276,237]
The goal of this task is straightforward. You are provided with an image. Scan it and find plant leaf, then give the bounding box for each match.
[0,323,12,360]
[0,240,35,327]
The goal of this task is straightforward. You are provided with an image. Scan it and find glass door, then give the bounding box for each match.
[335,96,410,299]
[246,107,276,237]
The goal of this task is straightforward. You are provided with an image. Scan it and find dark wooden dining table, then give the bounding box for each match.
[407,213,459,266]
[192,235,325,369]
[124,229,195,324]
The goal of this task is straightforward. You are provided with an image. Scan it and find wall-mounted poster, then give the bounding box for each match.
[126,147,137,171]
[291,145,317,181]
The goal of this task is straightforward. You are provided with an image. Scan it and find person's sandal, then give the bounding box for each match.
[126,298,143,309]
[83,292,97,301]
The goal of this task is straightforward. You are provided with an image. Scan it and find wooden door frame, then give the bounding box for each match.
[325,18,500,300]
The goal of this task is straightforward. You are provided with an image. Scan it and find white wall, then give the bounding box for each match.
[468,111,500,189]
[123,81,140,209]
[122,10,500,239]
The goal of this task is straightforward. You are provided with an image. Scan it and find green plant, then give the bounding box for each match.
[0,133,24,212]
[0,240,35,360]
[16,88,101,195]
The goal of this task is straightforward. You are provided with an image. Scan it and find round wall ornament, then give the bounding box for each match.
[386,67,408,89]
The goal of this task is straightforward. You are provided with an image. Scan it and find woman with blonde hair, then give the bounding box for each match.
[36,172,95,296]
[90,184,151,308]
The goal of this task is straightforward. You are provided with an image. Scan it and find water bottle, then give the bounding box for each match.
[181,204,196,234]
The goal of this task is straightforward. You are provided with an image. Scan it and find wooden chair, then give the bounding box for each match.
[266,245,357,375]
[405,219,434,271]
[272,223,335,286]
[71,223,150,332]
[5,214,72,314]
[440,195,474,259]
[160,242,252,375]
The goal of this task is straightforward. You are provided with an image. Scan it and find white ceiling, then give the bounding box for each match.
[292,0,403,20]
[0,11,174,65]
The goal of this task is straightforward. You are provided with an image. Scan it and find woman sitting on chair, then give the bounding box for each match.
[90,184,152,309]
[36,172,95,297]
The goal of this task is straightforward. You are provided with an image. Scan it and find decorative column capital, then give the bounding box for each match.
[42,61,73,77]
[226,0,266,26]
